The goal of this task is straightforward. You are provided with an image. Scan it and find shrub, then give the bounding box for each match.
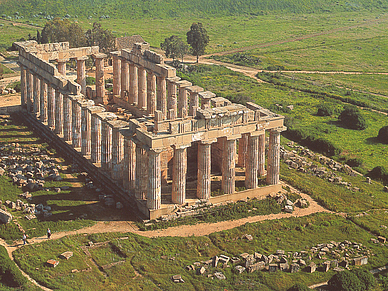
[338,106,367,130]
[12,81,21,93]
[328,270,364,291]
[0,246,27,287]
[367,166,388,183]
[377,126,388,144]
[346,158,363,167]
[352,269,376,290]
[287,283,311,291]
[317,103,334,116]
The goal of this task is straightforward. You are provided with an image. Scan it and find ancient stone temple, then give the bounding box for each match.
[14,40,285,219]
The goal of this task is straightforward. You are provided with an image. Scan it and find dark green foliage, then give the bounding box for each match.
[346,158,362,168]
[12,81,21,92]
[352,269,376,290]
[317,103,334,116]
[0,246,27,287]
[287,283,311,291]
[186,22,209,63]
[160,35,188,62]
[41,18,86,48]
[377,126,388,144]
[85,22,115,54]
[86,76,95,85]
[338,106,367,130]
[367,166,388,183]
[328,270,364,291]
[212,52,261,67]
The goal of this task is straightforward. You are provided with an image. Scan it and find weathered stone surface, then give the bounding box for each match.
[214,272,226,280]
[46,259,59,267]
[60,251,73,260]
[0,209,12,224]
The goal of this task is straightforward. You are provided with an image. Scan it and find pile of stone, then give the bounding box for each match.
[267,192,307,213]
[0,88,17,95]
[0,208,12,223]
[281,144,361,192]
[185,240,371,277]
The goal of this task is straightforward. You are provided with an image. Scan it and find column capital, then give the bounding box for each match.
[225,134,242,141]
[92,53,107,59]
[174,143,191,150]
[250,130,265,137]
[76,56,88,61]
[148,148,164,154]
[167,76,181,83]
[57,58,69,63]
[270,126,287,133]
[110,51,121,57]
[200,139,217,145]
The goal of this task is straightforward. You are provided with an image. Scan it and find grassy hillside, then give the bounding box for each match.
[0,0,387,20]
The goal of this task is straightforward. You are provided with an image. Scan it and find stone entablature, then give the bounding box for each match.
[15,39,285,219]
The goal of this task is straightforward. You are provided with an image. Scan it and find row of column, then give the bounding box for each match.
[112,54,203,121]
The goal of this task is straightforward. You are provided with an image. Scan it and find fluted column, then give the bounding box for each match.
[237,134,248,167]
[178,85,188,118]
[123,136,136,192]
[147,149,162,210]
[167,77,179,120]
[93,53,106,101]
[157,76,167,119]
[33,74,40,117]
[101,120,112,171]
[222,138,236,194]
[91,114,102,163]
[172,145,189,204]
[63,95,72,142]
[129,63,138,104]
[26,69,32,112]
[197,141,212,200]
[20,65,27,108]
[135,145,147,199]
[111,126,124,180]
[147,71,156,116]
[57,59,67,75]
[76,56,88,95]
[81,105,91,155]
[39,78,47,122]
[72,99,82,148]
[258,133,266,176]
[267,129,281,185]
[111,52,121,96]
[121,58,129,100]
[47,84,55,129]
[138,66,147,109]
[245,134,260,189]
[54,89,63,135]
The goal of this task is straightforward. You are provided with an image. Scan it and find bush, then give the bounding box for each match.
[86,76,95,85]
[338,106,367,130]
[317,103,334,116]
[377,126,388,144]
[346,158,363,167]
[12,81,21,93]
[328,270,364,291]
[367,166,388,183]
[352,269,376,290]
[287,283,311,291]
[0,246,27,287]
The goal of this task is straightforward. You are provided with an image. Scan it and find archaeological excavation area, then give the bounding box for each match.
[14,40,285,219]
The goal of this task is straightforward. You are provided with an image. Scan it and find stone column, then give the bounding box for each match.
[157,76,167,119]
[26,69,33,112]
[258,132,266,176]
[93,53,106,102]
[197,141,212,200]
[147,71,157,116]
[81,105,91,155]
[123,136,136,192]
[63,94,72,142]
[33,74,40,117]
[178,82,190,118]
[111,52,121,96]
[172,145,189,204]
[76,56,88,95]
[101,120,113,171]
[129,62,138,105]
[72,99,82,148]
[245,134,260,189]
[57,59,68,75]
[138,66,147,109]
[188,86,203,117]
[111,125,125,180]
[199,91,215,110]
[135,145,147,199]
[167,77,180,120]
[237,134,248,167]
[120,58,129,100]
[47,84,55,130]
[267,129,281,185]
[91,113,102,163]
[20,65,27,108]
[39,78,47,122]
[54,89,63,135]
[222,138,237,194]
[147,149,162,210]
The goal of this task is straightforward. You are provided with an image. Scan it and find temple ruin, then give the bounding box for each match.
[14,40,285,219]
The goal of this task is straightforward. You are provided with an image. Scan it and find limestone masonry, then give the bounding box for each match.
[14,40,285,219]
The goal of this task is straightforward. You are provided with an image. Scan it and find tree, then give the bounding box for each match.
[287,283,311,291]
[317,103,334,116]
[338,105,367,130]
[186,22,209,63]
[40,18,86,48]
[85,22,115,54]
[377,126,388,144]
[161,35,189,62]
[328,270,364,291]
